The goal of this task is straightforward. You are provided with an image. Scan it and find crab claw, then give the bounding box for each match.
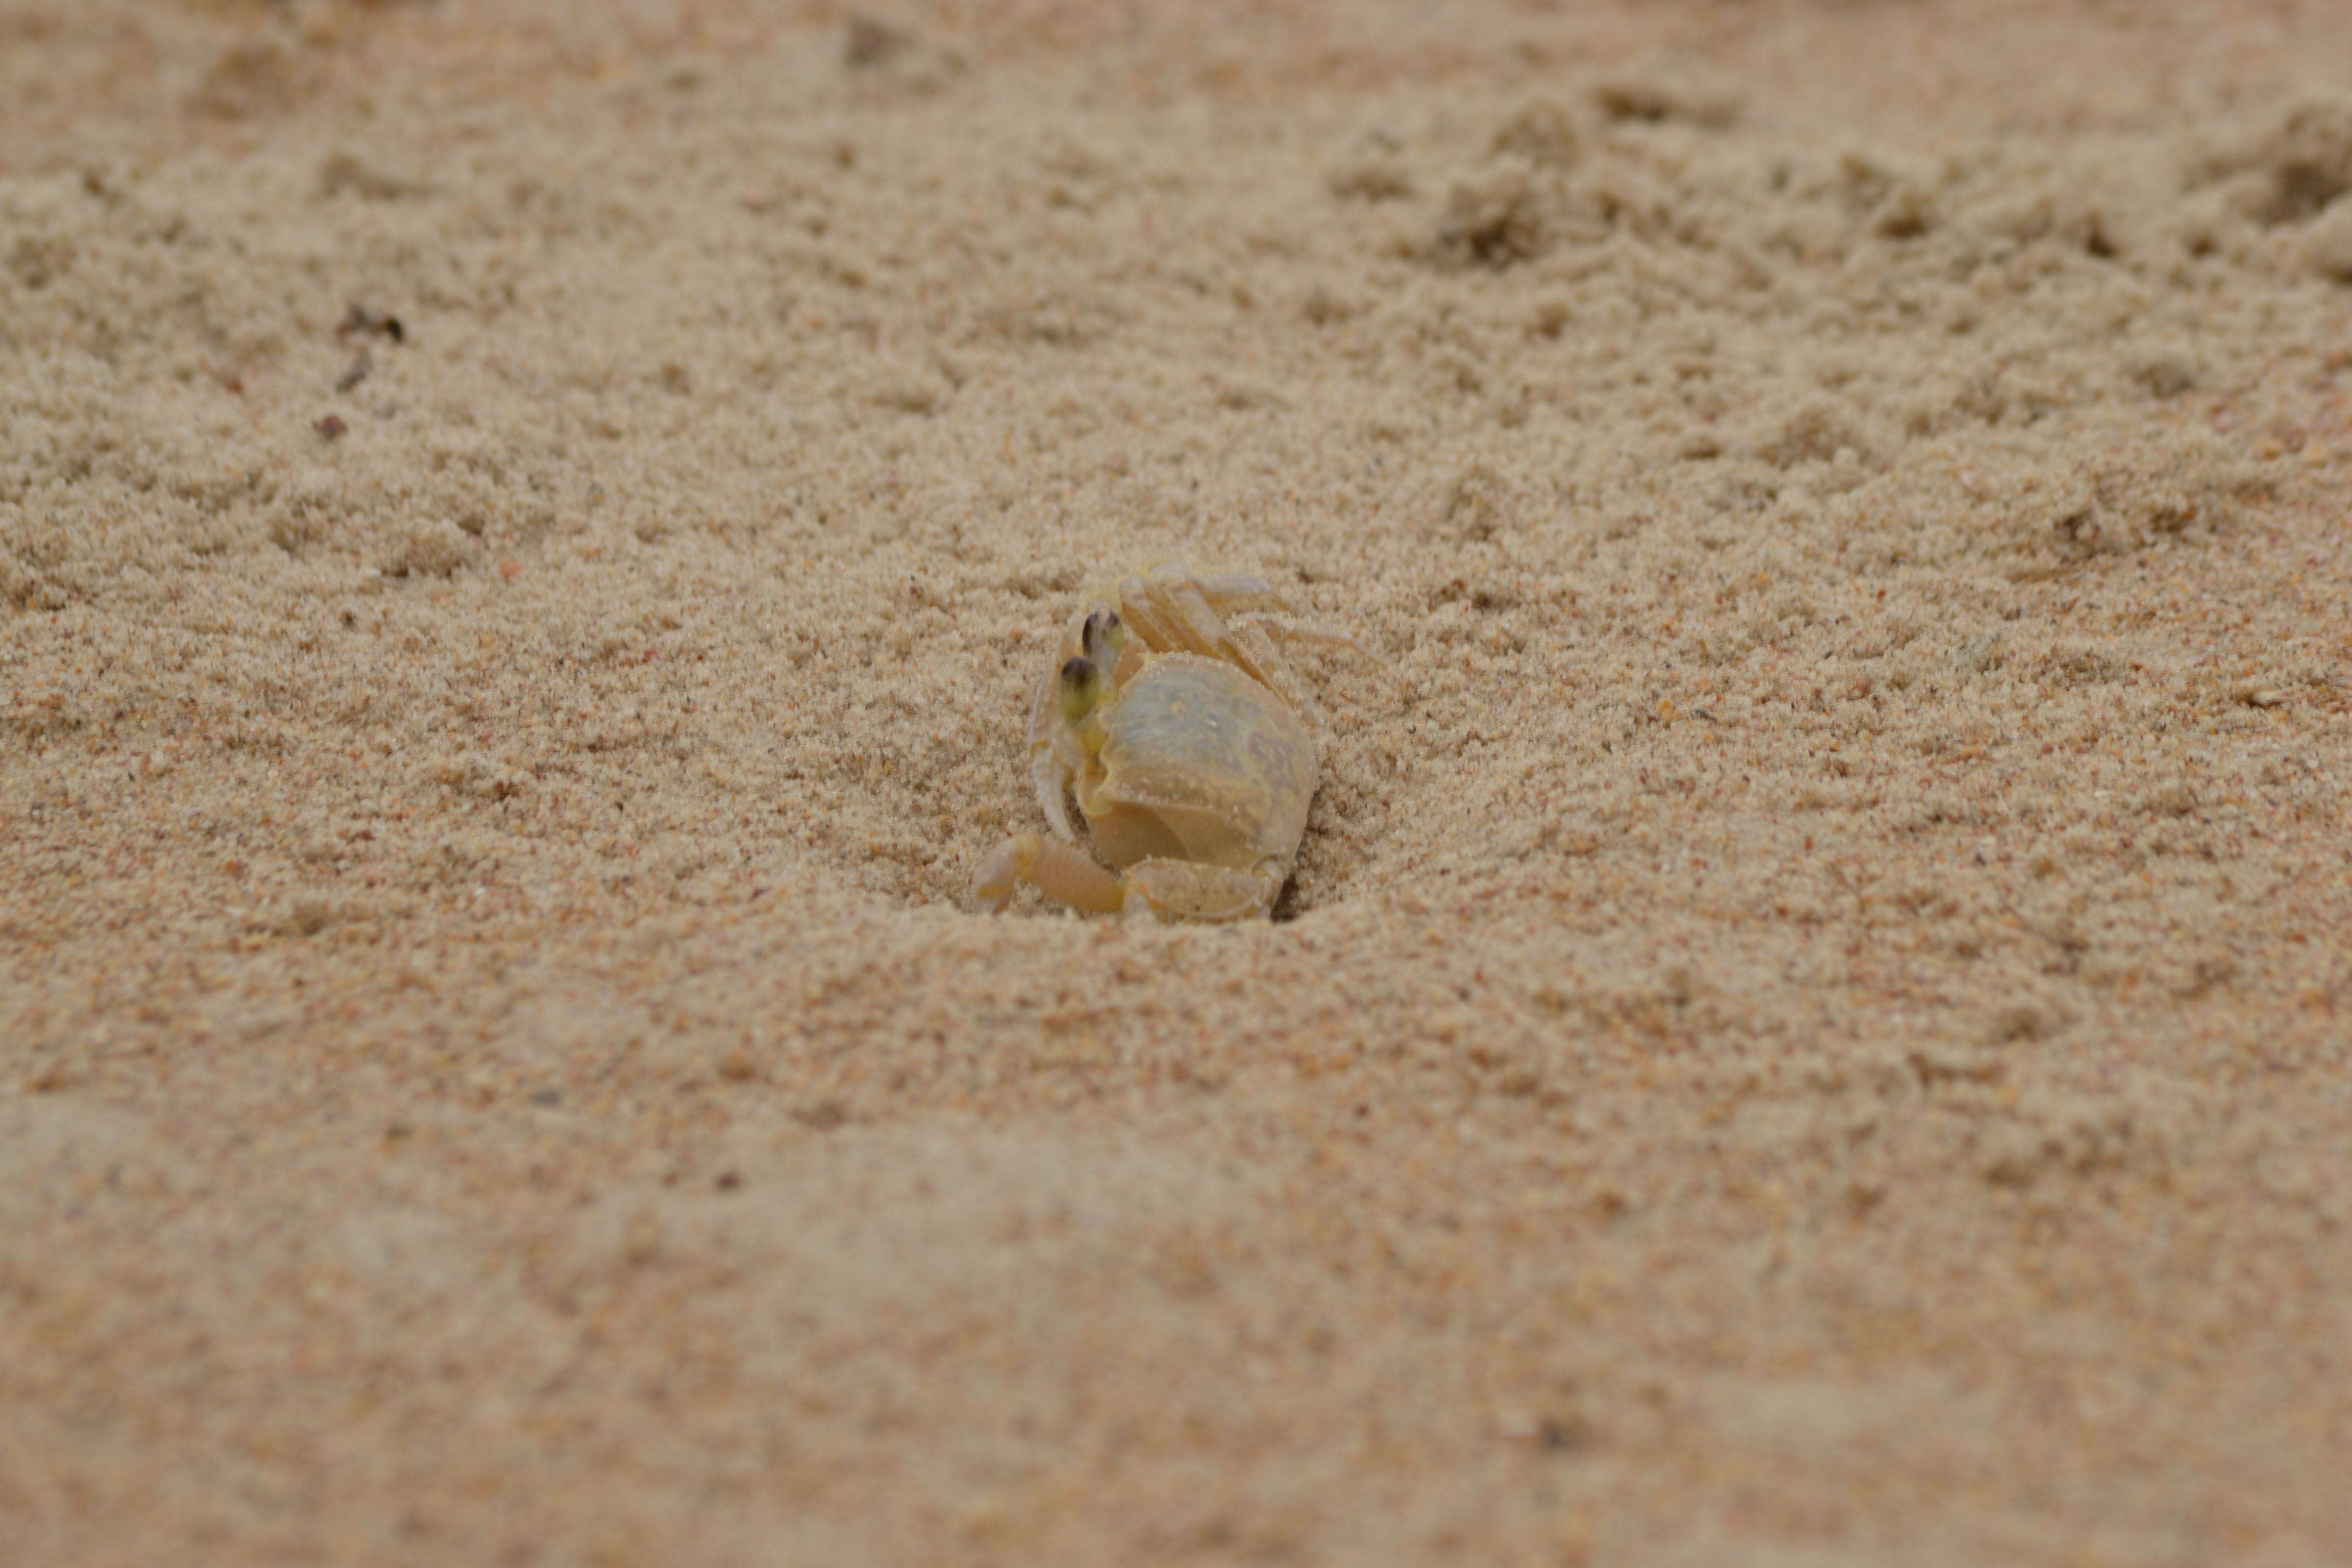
[969,831,1036,914]
[970,831,1125,915]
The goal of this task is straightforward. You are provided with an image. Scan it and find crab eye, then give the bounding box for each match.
[1080,609,1116,663]
[1057,656,1101,725]
[1089,611,1126,676]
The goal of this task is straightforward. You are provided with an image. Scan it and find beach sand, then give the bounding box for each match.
[5,2,2352,1561]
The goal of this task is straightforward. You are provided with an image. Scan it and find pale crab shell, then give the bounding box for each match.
[1077,649,1316,884]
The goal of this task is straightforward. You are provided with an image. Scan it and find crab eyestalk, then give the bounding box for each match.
[1058,656,1102,727]
[1082,609,1127,682]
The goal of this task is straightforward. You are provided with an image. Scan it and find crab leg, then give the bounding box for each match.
[1022,657,1085,841]
[1189,573,1300,617]
[1029,749,1076,842]
[1225,617,1324,721]
[1162,576,1253,663]
[1110,576,1183,659]
[1180,567,1378,662]
[1136,575,1305,709]
[1234,612,1389,673]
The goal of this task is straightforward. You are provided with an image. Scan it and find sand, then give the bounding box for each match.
[5,1,2352,1562]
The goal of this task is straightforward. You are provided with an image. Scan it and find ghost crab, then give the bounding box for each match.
[970,564,1377,921]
